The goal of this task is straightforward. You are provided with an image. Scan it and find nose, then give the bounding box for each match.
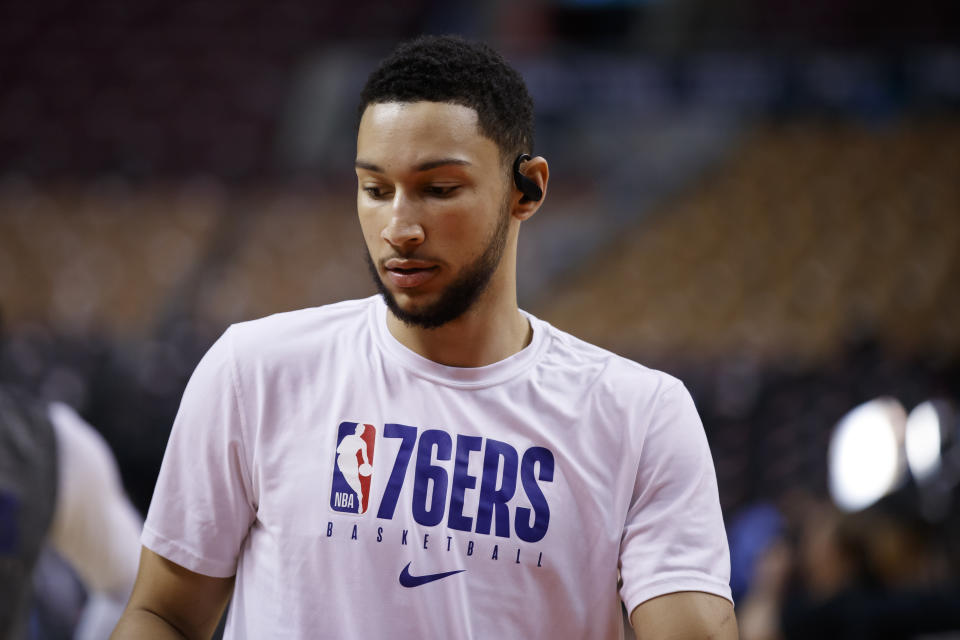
[381,193,424,252]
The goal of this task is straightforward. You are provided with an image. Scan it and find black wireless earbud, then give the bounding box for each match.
[513,154,543,203]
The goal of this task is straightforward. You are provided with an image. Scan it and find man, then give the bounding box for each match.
[0,386,142,639]
[113,35,736,639]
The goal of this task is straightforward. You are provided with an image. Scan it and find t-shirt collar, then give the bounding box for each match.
[369,295,547,389]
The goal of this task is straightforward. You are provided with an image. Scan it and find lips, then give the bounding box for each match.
[383,258,439,289]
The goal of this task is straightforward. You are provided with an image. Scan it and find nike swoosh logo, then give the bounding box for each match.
[398,562,466,588]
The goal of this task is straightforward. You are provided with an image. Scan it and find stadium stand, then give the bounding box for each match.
[537,120,960,368]
[0,178,225,333]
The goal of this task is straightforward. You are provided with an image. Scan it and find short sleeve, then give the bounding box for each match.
[141,327,256,578]
[618,380,732,614]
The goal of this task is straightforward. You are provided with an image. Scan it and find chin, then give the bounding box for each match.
[390,290,439,314]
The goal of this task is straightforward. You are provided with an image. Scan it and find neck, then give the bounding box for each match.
[384,281,532,368]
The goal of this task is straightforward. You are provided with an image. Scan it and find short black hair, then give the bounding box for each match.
[359,35,534,160]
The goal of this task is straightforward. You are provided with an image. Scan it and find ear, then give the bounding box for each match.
[510,155,549,221]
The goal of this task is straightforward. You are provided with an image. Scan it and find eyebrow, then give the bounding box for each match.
[354,158,472,173]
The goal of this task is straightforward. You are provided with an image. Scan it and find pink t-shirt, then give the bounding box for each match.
[143,296,731,639]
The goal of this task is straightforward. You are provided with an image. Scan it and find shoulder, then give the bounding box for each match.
[225,296,376,363]
[229,296,374,340]
[530,317,699,474]
[533,316,684,403]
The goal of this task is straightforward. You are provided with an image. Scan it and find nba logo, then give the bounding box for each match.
[330,421,376,514]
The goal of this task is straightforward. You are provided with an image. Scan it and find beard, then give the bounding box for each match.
[365,202,511,330]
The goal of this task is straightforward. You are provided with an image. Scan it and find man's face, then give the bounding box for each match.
[356,101,512,329]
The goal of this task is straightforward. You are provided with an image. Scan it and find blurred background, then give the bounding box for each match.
[1,0,958,638]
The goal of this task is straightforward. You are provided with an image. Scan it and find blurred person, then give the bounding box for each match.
[0,386,142,640]
[0,386,56,639]
[728,501,784,603]
[113,35,736,640]
[782,499,960,640]
[739,495,960,640]
[736,539,792,640]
